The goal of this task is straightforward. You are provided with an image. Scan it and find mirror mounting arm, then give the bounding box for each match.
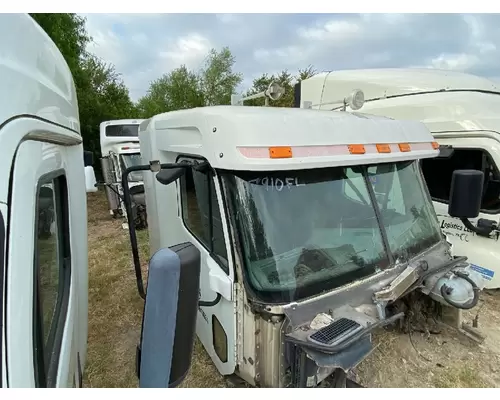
[460,217,497,238]
[122,161,190,300]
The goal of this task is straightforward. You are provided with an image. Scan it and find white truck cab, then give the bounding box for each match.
[0,13,97,388]
[294,69,500,289]
[1,14,200,388]
[99,119,147,230]
[131,101,487,388]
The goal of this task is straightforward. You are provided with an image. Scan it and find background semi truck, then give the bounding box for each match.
[99,119,148,230]
[294,68,500,289]
[0,14,199,388]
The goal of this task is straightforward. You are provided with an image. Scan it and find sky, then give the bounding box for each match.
[82,13,500,102]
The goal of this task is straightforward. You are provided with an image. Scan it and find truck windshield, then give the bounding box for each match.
[120,153,143,182]
[222,160,442,303]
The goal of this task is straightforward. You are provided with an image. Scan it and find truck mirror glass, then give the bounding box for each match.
[83,150,94,167]
[139,243,201,388]
[448,169,484,219]
[85,166,98,193]
[156,168,185,186]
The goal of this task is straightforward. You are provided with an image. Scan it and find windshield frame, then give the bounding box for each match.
[219,160,444,305]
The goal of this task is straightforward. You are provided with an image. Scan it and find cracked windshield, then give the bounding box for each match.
[224,166,386,302]
[223,161,442,302]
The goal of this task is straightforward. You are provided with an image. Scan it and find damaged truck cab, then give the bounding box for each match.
[133,105,486,388]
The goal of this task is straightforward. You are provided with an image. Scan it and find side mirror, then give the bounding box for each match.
[139,243,201,388]
[437,145,454,159]
[156,168,185,186]
[448,169,484,219]
[85,166,98,193]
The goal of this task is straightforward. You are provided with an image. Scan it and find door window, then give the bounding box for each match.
[33,174,71,387]
[421,148,500,213]
[179,160,229,273]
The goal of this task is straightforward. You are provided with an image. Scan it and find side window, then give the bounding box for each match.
[180,161,229,272]
[33,175,71,387]
[421,148,500,212]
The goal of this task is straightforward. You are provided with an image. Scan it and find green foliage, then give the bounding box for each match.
[137,47,243,118]
[137,65,205,118]
[243,65,317,108]
[77,55,137,154]
[201,47,243,107]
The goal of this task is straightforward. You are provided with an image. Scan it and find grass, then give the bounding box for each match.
[83,192,147,387]
[83,190,500,388]
[433,366,487,388]
[83,190,225,388]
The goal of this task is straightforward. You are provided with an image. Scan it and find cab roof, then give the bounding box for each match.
[301,69,500,135]
[140,105,438,171]
[304,68,500,108]
[0,14,79,134]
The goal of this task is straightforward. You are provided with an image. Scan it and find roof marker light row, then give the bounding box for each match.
[238,142,439,159]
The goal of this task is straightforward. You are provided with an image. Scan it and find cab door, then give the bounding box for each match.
[5,121,80,387]
[421,135,500,289]
[176,156,236,376]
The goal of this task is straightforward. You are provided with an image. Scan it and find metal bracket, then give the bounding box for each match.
[149,160,161,173]
[439,306,486,344]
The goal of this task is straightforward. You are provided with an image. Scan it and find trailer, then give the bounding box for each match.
[294,68,500,289]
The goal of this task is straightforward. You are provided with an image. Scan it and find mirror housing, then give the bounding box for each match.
[83,150,97,193]
[448,169,484,219]
[84,166,98,193]
[437,145,454,159]
[156,168,185,186]
[139,243,201,388]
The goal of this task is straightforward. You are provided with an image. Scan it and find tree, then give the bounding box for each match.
[200,47,243,107]
[137,65,204,118]
[137,47,243,118]
[77,55,137,155]
[243,65,317,108]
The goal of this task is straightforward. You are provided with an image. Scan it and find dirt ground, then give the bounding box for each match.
[83,190,500,388]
